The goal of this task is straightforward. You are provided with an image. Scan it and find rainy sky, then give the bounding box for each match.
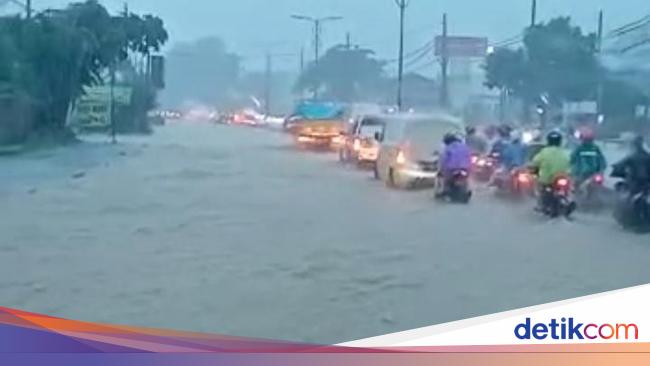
[6,0,650,70]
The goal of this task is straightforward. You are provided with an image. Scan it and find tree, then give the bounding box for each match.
[161,37,240,109]
[295,45,386,102]
[484,47,526,96]
[484,17,599,110]
[0,0,169,143]
[524,17,599,104]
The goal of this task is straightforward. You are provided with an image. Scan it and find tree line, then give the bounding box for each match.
[484,17,649,129]
[0,0,168,145]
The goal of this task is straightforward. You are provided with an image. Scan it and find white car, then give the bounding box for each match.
[374,113,465,189]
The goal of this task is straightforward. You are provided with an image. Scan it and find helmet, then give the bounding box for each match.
[546,131,563,147]
[443,132,459,146]
[632,135,645,150]
[579,127,595,142]
[498,125,512,138]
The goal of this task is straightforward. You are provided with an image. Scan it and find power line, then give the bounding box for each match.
[608,14,650,38]
[409,58,437,73]
[385,39,434,64]
[490,34,524,48]
[404,45,434,69]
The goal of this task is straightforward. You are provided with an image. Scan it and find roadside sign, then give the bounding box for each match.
[82,85,133,105]
[72,86,133,129]
[435,36,488,58]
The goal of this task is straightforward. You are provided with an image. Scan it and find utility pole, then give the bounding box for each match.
[314,19,321,64]
[395,0,409,111]
[26,0,31,18]
[440,12,449,108]
[300,46,305,74]
[109,65,116,144]
[108,2,129,144]
[531,0,537,27]
[596,10,604,123]
[346,32,351,49]
[265,52,272,117]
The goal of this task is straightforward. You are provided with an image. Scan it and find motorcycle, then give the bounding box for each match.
[473,152,499,182]
[613,181,650,233]
[493,167,536,198]
[574,173,607,210]
[538,176,577,218]
[436,169,472,204]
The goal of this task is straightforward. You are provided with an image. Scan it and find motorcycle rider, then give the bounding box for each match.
[489,125,512,160]
[436,132,472,198]
[465,126,488,155]
[490,131,528,187]
[570,128,607,188]
[529,131,572,211]
[612,135,650,195]
[502,132,528,171]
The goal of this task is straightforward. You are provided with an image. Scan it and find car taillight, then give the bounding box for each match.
[353,139,361,151]
[593,174,604,185]
[396,150,407,165]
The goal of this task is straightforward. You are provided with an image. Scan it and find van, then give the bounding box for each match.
[374,113,465,189]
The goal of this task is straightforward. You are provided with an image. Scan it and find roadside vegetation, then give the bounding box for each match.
[484,17,649,135]
[0,0,168,147]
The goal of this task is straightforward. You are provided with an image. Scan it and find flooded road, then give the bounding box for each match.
[1,122,649,344]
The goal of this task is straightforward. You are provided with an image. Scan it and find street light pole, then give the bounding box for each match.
[440,12,449,108]
[290,14,343,65]
[314,19,321,64]
[291,14,342,99]
[394,0,409,111]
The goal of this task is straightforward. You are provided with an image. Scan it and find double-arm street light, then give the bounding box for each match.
[290,14,343,65]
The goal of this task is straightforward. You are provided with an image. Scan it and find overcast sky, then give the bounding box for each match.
[7,0,650,71]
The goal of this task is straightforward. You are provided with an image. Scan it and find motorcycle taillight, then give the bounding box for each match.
[554,178,571,192]
[593,174,604,185]
[516,173,531,184]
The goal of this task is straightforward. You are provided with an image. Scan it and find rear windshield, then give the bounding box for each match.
[358,118,385,137]
[403,118,463,154]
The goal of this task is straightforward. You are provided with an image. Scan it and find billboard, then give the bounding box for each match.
[71,86,133,129]
[435,36,488,58]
